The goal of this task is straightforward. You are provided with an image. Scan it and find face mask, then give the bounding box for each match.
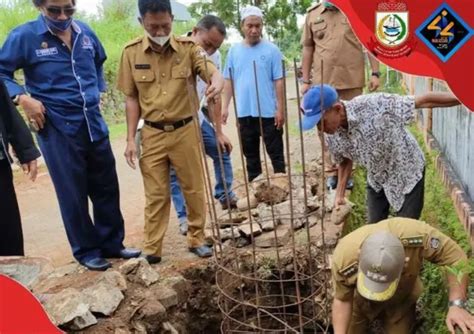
[147,32,171,46]
[43,14,73,32]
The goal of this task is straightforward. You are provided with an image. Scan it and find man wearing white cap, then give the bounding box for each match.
[331,217,474,333]
[222,5,286,182]
[301,85,460,224]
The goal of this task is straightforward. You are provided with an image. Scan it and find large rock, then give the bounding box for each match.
[255,227,291,248]
[238,219,262,237]
[97,270,127,291]
[44,288,97,330]
[132,299,167,333]
[119,258,159,287]
[330,202,354,225]
[218,227,239,241]
[257,204,282,232]
[217,212,248,228]
[163,275,189,304]
[149,285,178,309]
[0,257,54,289]
[236,193,259,211]
[254,174,290,204]
[47,263,81,279]
[276,200,308,230]
[82,282,124,316]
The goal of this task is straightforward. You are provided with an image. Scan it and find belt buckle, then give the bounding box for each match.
[163,124,175,132]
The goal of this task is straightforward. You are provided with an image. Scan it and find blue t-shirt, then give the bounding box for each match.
[223,40,284,118]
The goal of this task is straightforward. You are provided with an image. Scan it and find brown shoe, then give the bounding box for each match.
[221,197,238,210]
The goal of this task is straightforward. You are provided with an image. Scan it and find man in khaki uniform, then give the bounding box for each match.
[117,0,224,263]
[301,0,380,189]
[331,218,474,334]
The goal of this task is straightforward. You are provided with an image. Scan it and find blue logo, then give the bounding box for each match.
[416,3,473,62]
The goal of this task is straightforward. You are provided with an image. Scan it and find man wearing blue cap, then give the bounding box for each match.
[301,85,460,224]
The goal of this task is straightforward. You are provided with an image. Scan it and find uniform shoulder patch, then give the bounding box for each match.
[338,262,358,278]
[400,235,425,248]
[124,37,143,49]
[306,2,321,12]
[429,237,440,249]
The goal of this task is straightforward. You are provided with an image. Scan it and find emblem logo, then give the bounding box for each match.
[368,0,416,58]
[41,42,48,49]
[416,3,473,62]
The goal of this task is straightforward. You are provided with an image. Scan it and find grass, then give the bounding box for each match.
[108,122,127,140]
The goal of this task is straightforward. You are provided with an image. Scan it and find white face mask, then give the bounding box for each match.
[147,32,171,46]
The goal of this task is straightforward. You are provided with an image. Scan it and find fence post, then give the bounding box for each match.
[425,78,434,142]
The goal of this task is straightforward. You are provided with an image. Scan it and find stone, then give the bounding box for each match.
[217,212,248,228]
[47,263,80,279]
[133,299,167,332]
[0,257,54,289]
[119,258,159,287]
[115,328,132,334]
[97,270,127,291]
[236,193,259,211]
[82,282,124,316]
[331,202,354,225]
[254,174,290,204]
[44,288,97,330]
[164,275,189,304]
[255,227,291,248]
[150,285,178,309]
[275,200,307,226]
[238,219,262,237]
[257,204,282,232]
[218,227,239,241]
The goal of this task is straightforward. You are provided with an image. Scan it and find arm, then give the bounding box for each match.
[415,92,461,109]
[124,96,141,169]
[445,271,474,334]
[367,52,380,92]
[274,78,285,129]
[332,297,353,334]
[210,95,232,153]
[335,157,353,207]
[222,79,233,125]
[300,13,314,95]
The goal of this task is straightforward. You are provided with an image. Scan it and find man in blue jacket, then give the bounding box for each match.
[0,0,140,270]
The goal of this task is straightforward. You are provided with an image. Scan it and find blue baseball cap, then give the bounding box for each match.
[301,84,338,131]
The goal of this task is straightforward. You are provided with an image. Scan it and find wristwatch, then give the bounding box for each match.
[448,299,469,310]
[371,71,381,78]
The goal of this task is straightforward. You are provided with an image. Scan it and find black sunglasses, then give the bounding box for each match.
[45,6,76,16]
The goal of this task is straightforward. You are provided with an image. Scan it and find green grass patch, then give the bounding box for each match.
[107,122,127,140]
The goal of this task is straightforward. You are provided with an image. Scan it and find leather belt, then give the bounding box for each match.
[144,116,193,132]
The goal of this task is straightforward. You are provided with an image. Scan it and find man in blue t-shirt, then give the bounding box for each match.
[223,5,286,182]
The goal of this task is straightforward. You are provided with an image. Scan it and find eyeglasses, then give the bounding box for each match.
[45,6,76,17]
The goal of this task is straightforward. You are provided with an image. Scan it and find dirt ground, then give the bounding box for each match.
[13,75,322,270]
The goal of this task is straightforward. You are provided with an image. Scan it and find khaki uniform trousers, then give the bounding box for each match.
[139,121,205,256]
[348,293,416,334]
[320,87,363,174]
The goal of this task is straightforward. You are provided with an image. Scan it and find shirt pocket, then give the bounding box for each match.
[311,21,328,41]
[170,65,191,96]
[133,70,156,97]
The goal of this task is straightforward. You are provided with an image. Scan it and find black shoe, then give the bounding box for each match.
[103,248,142,259]
[81,257,112,271]
[221,197,238,210]
[142,254,162,264]
[189,245,213,258]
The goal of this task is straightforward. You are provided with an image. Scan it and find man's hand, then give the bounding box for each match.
[206,77,224,100]
[300,82,311,96]
[368,76,380,92]
[18,95,46,130]
[275,111,285,129]
[217,133,233,153]
[124,140,138,169]
[21,160,38,182]
[446,306,474,334]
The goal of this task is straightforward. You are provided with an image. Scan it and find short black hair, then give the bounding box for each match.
[196,15,226,37]
[32,0,76,7]
[138,0,172,17]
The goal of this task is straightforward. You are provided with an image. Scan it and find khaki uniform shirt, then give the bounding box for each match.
[332,218,467,310]
[117,35,217,123]
[301,4,365,90]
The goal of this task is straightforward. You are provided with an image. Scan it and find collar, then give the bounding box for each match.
[142,34,179,53]
[35,15,82,36]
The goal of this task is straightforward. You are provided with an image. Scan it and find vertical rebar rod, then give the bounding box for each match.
[281,59,305,332]
[293,57,318,331]
[252,60,289,324]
